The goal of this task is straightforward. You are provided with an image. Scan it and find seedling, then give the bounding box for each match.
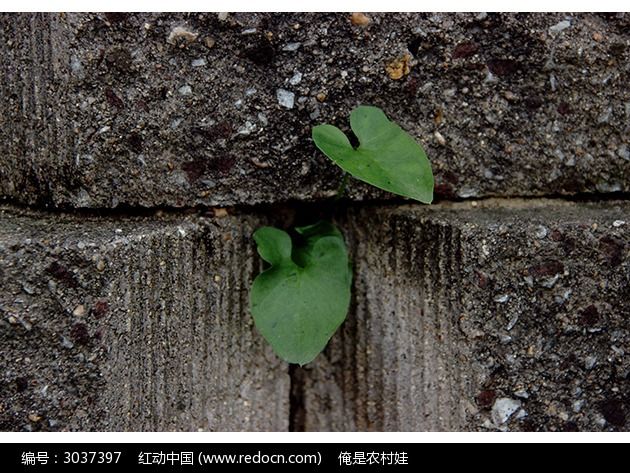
[250,105,434,365]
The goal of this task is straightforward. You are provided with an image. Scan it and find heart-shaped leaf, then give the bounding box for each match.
[250,222,352,365]
[312,105,434,203]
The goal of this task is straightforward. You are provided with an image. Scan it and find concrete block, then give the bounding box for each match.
[1,13,628,208]
[0,206,289,431]
[299,200,629,431]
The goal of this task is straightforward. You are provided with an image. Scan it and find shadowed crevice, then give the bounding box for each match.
[288,364,306,432]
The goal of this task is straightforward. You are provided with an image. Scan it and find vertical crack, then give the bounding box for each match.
[289,364,306,432]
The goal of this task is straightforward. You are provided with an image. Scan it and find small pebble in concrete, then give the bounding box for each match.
[167,26,198,45]
[212,208,228,218]
[541,274,560,288]
[22,283,35,295]
[350,13,371,26]
[237,121,256,136]
[434,131,446,146]
[282,42,301,52]
[204,37,216,49]
[494,294,510,303]
[178,85,193,96]
[73,305,86,317]
[534,225,548,239]
[549,20,571,35]
[514,389,530,399]
[506,314,519,331]
[289,71,303,86]
[191,58,207,67]
[386,54,411,80]
[612,220,626,227]
[492,398,522,425]
[276,89,295,109]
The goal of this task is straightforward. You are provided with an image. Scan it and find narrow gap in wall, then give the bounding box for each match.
[288,364,306,432]
[2,190,630,219]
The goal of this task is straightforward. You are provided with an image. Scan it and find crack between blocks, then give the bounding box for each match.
[288,364,306,432]
[1,191,630,219]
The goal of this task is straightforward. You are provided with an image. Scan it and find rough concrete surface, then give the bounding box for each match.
[1,11,629,434]
[1,13,629,208]
[0,206,289,431]
[298,200,629,431]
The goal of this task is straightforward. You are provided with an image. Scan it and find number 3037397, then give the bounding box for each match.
[63,451,121,464]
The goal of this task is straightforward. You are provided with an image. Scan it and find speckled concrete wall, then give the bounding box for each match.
[1,13,628,208]
[0,13,628,432]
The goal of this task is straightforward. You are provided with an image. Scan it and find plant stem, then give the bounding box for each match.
[335,172,349,201]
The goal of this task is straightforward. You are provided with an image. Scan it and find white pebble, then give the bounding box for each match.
[282,42,301,52]
[492,398,521,425]
[434,131,446,146]
[585,356,597,370]
[276,89,295,109]
[167,26,198,45]
[178,85,193,96]
[289,72,303,86]
[191,58,207,67]
[534,225,548,239]
[237,121,256,136]
[549,20,571,35]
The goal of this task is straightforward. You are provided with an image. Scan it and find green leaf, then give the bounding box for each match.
[312,105,434,203]
[250,222,352,365]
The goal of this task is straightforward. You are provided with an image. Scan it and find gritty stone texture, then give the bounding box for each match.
[0,206,289,431]
[298,200,629,431]
[1,13,629,208]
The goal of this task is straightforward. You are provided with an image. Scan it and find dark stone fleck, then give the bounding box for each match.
[599,236,623,266]
[475,389,496,410]
[182,159,207,182]
[487,59,519,77]
[243,36,275,66]
[92,300,109,319]
[46,261,78,288]
[528,259,564,277]
[475,270,491,289]
[191,122,233,142]
[561,421,579,432]
[407,36,423,57]
[209,156,237,175]
[105,47,132,73]
[434,182,456,199]
[599,399,626,427]
[550,229,564,241]
[104,13,129,24]
[15,377,28,392]
[557,102,572,115]
[524,96,544,110]
[183,154,235,182]
[126,132,143,153]
[608,43,626,57]
[579,304,599,327]
[105,88,125,109]
[70,323,90,345]
[452,41,479,59]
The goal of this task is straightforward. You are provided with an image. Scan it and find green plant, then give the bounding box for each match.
[250,105,434,365]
